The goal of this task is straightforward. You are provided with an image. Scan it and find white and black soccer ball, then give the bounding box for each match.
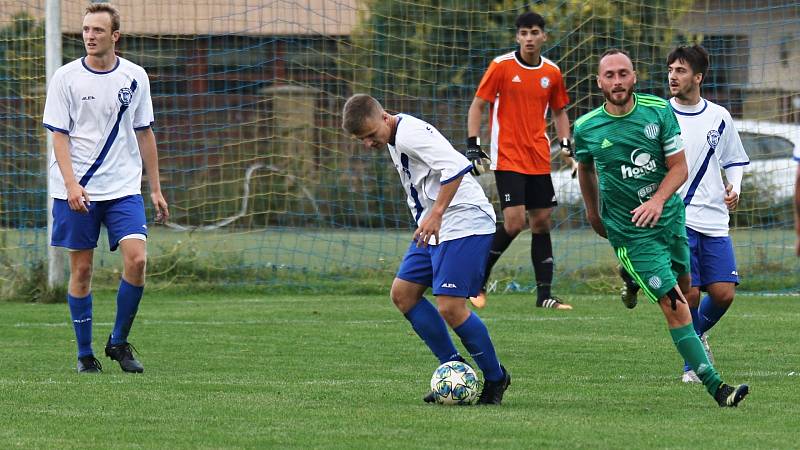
[430,360,480,405]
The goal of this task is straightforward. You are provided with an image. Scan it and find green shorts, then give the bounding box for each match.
[614,221,690,303]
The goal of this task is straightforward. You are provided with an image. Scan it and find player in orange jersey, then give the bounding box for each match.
[467,11,573,310]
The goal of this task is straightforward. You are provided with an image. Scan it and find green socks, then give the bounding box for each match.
[670,323,722,395]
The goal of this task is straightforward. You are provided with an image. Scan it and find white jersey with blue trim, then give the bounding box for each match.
[671,97,749,236]
[43,57,155,201]
[388,114,496,243]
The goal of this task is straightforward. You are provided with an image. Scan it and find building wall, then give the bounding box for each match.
[683,0,799,120]
[3,0,359,36]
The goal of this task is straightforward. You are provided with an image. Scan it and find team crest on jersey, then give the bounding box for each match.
[117,87,133,106]
[648,276,662,289]
[706,130,721,147]
[540,77,550,88]
[643,123,660,140]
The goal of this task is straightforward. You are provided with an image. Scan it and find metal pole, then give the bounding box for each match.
[46,0,65,288]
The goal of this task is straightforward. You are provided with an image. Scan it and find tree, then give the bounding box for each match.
[0,12,47,228]
[344,0,693,119]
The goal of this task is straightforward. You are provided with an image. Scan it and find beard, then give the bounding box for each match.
[603,85,634,106]
[671,84,694,101]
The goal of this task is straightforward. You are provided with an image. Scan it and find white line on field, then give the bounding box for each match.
[0,370,792,388]
[11,315,616,328]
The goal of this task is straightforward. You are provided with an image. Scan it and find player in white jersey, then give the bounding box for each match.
[342,94,511,404]
[42,3,168,374]
[667,45,749,383]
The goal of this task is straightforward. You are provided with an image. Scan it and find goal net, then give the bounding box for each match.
[1,0,797,295]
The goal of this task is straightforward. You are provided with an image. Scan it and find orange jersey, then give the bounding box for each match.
[475,52,569,175]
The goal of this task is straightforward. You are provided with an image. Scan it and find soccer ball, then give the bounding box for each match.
[430,360,480,405]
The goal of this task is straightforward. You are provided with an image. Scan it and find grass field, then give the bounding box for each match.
[1,290,798,449]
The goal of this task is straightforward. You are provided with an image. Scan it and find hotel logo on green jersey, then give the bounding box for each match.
[621,148,657,180]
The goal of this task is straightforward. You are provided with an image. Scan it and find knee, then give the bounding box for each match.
[437,302,468,326]
[125,253,147,276]
[529,218,551,234]
[389,289,403,309]
[503,220,524,237]
[712,289,735,307]
[437,303,457,324]
[390,287,415,313]
[71,262,93,285]
[685,288,701,307]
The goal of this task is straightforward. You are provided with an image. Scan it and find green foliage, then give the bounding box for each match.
[347,1,518,98]
[0,259,66,303]
[0,12,47,228]
[346,0,693,119]
[732,172,795,228]
[0,12,44,98]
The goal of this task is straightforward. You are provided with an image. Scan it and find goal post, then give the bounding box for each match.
[46,0,65,288]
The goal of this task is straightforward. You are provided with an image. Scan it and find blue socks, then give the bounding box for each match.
[453,312,503,382]
[67,292,93,358]
[67,279,144,356]
[404,300,503,382]
[689,305,701,335]
[685,295,730,371]
[697,295,729,335]
[404,298,460,364]
[110,278,144,345]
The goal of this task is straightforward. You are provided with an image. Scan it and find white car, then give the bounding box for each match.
[549,120,800,204]
[735,120,799,202]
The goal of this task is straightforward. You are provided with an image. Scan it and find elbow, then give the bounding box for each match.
[467,105,478,120]
[470,98,486,114]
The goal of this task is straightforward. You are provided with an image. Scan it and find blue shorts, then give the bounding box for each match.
[51,195,148,251]
[396,234,493,298]
[687,227,739,288]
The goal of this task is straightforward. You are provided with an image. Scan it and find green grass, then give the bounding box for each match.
[1,291,799,448]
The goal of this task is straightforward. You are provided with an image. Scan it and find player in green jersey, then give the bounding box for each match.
[573,49,749,408]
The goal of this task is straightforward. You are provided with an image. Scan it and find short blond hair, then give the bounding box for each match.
[85,2,120,32]
[342,94,383,135]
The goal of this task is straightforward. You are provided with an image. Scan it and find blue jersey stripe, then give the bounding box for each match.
[441,165,472,185]
[722,161,749,169]
[81,56,120,74]
[683,120,726,206]
[671,99,708,116]
[400,153,424,223]
[133,122,153,131]
[43,123,69,135]
[79,79,138,187]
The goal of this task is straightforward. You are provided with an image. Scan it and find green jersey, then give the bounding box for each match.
[573,93,685,246]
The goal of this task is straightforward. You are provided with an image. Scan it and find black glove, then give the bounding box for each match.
[559,137,574,157]
[465,136,490,176]
[666,288,686,311]
[560,137,578,179]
